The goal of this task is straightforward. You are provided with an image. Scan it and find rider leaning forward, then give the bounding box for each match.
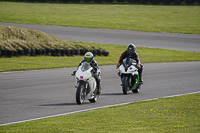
[117,43,144,83]
[73,52,102,94]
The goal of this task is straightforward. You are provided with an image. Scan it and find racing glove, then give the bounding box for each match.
[136,64,140,69]
[116,63,120,68]
[71,70,76,76]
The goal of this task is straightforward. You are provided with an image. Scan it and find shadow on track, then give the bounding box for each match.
[101,93,124,95]
[38,102,78,106]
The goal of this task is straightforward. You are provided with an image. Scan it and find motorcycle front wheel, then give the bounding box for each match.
[76,82,86,104]
[122,75,129,95]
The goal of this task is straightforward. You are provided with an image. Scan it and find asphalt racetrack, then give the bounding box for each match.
[0,23,200,125]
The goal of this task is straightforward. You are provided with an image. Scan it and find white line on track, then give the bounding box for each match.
[1,72,13,74]
[1,91,200,126]
[1,70,40,74]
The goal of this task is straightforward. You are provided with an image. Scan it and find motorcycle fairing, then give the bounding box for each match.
[76,62,93,80]
[119,57,138,76]
[75,62,96,99]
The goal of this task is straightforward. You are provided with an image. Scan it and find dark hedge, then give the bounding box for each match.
[1,0,198,4]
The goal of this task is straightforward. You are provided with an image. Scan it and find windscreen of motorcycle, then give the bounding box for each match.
[123,58,135,68]
[81,62,91,71]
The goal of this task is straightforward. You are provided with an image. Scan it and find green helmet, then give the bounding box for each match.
[84,52,93,63]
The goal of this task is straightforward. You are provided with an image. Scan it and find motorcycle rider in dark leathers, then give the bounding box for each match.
[73,52,102,94]
[117,43,143,83]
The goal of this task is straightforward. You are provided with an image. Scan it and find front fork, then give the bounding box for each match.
[76,81,89,96]
[120,75,132,87]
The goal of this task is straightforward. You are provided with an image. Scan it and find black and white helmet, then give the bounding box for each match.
[127,43,136,54]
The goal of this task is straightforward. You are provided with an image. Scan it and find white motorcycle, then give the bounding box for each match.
[72,62,101,104]
[117,57,142,95]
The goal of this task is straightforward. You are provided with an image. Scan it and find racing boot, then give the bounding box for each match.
[97,82,102,95]
[139,74,143,84]
[138,66,143,84]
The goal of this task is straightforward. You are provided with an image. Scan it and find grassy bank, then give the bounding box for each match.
[0,25,105,51]
[0,2,200,34]
[1,93,199,132]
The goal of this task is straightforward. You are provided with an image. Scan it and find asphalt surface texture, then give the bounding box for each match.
[0,23,200,125]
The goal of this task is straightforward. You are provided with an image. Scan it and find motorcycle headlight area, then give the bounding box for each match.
[76,76,83,80]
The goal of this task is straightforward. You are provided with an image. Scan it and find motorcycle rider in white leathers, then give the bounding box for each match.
[73,52,102,94]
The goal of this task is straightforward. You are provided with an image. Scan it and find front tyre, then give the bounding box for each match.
[76,82,85,104]
[122,76,129,95]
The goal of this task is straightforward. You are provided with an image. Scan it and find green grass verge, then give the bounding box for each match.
[1,42,200,72]
[0,93,199,132]
[0,2,200,34]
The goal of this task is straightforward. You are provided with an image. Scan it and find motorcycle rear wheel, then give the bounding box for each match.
[89,88,99,103]
[132,85,140,93]
[76,82,85,104]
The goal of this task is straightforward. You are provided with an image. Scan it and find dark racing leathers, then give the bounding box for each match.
[118,50,143,82]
